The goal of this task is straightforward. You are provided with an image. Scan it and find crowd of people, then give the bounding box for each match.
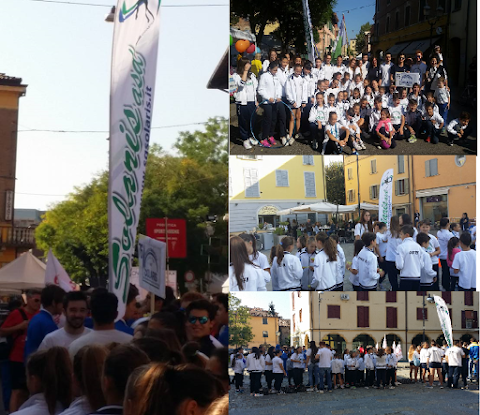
[229,211,476,292]
[232,48,472,152]
[230,338,479,396]
[0,285,229,415]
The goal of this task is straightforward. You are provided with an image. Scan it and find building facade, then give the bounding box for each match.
[229,155,327,233]
[0,74,30,268]
[316,14,339,58]
[244,307,289,349]
[290,291,313,347]
[304,291,478,354]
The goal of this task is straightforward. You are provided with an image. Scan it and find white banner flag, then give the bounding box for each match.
[109,0,162,319]
[45,250,77,292]
[382,334,387,349]
[301,0,316,63]
[433,295,454,347]
[138,235,166,299]
[378,169,394,228]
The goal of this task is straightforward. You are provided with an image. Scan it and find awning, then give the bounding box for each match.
[402,37,440,56]
[416,187,449,198]
[386,41,411,56]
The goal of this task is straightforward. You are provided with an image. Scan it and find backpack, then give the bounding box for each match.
[413,355,421,367]
[0,308,28,361]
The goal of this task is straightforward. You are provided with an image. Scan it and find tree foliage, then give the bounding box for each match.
[325,161,346,205]
[231,0,336,54]
[229,294,254,348]
[35,118,228,290]
[268,301,276,317]
[355,22,373,54]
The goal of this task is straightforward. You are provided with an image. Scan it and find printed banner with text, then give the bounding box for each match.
[378,169,394,229]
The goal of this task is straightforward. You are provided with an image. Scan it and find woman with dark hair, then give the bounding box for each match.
[390,53,410,85]
[366,57,381,83]
[238,233,271,282]
[399,213,418,239]
[270,236,303,291]
[384,216,401,291]
[229,236,267,291]
[306,341,319,390]
[264,346,275,392]
[426,56,448,93]
[246,347,265,396]
[460,213,470,232]
[262,49,278,73]
[148,312,185,346]
[311,233,338,291]
[15,347,72,415]
[355,211,373,240]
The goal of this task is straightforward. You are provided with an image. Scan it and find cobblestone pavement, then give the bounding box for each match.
[229,363,479,415]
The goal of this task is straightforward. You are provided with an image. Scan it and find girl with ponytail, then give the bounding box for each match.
[229,236,267,291]
[270,236,303,291]
[311,232,338,291]
[384,216,401,291]
[238,233,271,285]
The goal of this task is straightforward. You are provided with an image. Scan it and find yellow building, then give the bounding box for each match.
[229,156,327,233]
[244,307,288,349]
[343,155,476,224]
[0,74,28,268]
[305,292,479,353]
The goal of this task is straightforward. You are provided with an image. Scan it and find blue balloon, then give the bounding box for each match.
[255,46,261,54]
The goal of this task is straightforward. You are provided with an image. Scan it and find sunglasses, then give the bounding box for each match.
[188,316,209,325]
[400,57,405,60]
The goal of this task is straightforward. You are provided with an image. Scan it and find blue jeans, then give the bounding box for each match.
[438,102,448,125]
[318,367,332,391]
[448,366,462,388]
[308,363,319,387]
[469,359,479,381]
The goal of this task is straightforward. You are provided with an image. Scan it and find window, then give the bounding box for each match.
[263,331,268,338]
[462,310,478,329]
[465,291,474,306]
[357,292,369,301]
[395,10,399,29]
[453,0,462,12]
[417,308,428,320]
[386,307,398,328]
[405,5,411,26]
[348,189,355,203]
[442,292,452,304]
[398,155,405,174]
[386,292,397,303]
[417,291,427,296]
[304,172,316,197]
[419,0,426,21]
[328,305,341,319]
[263,317,268,324]
[299,309,302,323]
[395,179,409,195]
[370,159,377,174]
[348,168,353,180]
[386,15,390,33]
[276,170,289,187]
[303,156,314,165]
[357,306,369,327]
[370,185,379,200]
[425,159,438,177]
[244,168,260,197]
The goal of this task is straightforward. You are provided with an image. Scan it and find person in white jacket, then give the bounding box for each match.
[357,233,384,291]
[395,225,424,291]
[229,236,267,291]
[238,233,271,285]
[437,217,454,291]
[364,347,376,388]
[446,112,472,146]
[257,62,285,148]
[233,58,258,150]
[308,92,329,152]
[417,233,439,290]
[330,234,345,291]
[385,347,397,389]
[311,233,337,291]
[285,65,307,143]
[452,232,477,291]
[247,347,265,396]
[345,351,359,387]
[299,237,318,290]
[270,236,303,291]
[232,349,246,392]
[347,240,365,291]
[301,62,318,136]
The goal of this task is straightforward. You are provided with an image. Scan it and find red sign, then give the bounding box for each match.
[146,218,187,258]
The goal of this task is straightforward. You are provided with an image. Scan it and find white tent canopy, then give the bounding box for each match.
[0,252,46,291]
[277,202,379,216]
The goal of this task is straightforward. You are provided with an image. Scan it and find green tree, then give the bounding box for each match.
[36,118,228,290]
[229,294,254,348]
[268,301,276,317]
[325,161,346,205]
[355,22,373,54]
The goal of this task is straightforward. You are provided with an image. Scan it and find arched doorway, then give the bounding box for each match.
[411,333,430,347]
[322,334,346,355]
[386,334,402,348]
[352,334,376,350]
[258,205,280,228]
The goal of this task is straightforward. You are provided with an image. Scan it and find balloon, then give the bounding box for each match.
[235,40,250,53]
[255,46,261,54]
[246,43,255,54]
[230,35,233,45]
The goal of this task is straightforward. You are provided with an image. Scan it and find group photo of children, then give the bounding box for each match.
[229,211,476,292]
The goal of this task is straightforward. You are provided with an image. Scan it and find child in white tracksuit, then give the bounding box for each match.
[233,352,246,392]
[286,66,308,141]
[357,233,383,291]
[271,237,303,291]
[357,353,365,386]
[375,350,388,388]
[417,233,439,290]
[330,234,345,291]
[386,348,397,388]
[311,234,338,291]
[364,347,376,387]
[345,351,359,387]
[395,225,424,291]
[299,237,318,290]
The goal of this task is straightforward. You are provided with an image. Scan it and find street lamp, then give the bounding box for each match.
[423,3,444,52]
[422,293,435,343]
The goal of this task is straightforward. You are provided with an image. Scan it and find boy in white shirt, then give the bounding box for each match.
[357,232,384,291]
[395,225,424,291]
[420,103,444,144]
[345,108,365,152]
[452,232,476,291]
[437,217,454,291]
[447,111,471,146]
[417,233,439,290]
[364,347,376,388]
[388,93,405,141]
[433,77,450,130]
[419,219,441,290]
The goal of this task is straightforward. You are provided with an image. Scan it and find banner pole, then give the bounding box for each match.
[150,292,155,315]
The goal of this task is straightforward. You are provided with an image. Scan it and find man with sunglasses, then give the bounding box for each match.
[0,289,41,412]
[185,299,222,357]
[390,54,410,85]
[410,50,428,90]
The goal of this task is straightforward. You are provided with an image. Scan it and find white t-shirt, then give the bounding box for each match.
[452,249,476,290]
[265,354,273,371]
[229,264,267,291]
[39,327,92,351]
[376,232,388,258]
[291,352,304,368]
[446,346,465,367]
[58,396,91,415]
[388,105,404,125]
[69,329,132,358]
[420,348,429,363]
[324,122,342,141]
[426,346,444,363]
[437,229,453,259]
[272,356,284,373]
[354,223,369,238]
[423,233,440,265]
[14,393,63,415]
[316,347,333,368]
[380,62,393,86]
[349,255,359,287]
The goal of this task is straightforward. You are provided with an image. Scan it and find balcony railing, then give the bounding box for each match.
[0,227,36,248]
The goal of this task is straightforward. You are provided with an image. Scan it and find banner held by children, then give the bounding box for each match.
[108,0,162,320]
[378,169,394,228]
[433,295,454,347]
[138,235,166,300]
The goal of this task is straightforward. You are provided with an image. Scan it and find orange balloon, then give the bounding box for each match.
[235,40,250,53]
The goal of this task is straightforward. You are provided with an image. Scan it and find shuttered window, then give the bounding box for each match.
[465,291,474,306]
[442,292,452,304]
[370,185,379,200]
[386,307,397,328]
[357,292,369,301]
[386,292,397,303]
[328,305,341,319]
[348,168,353,180]
[276,170,289,187]
[417,308,428,320]
[304,172,316,197]
[244,168,260,197]
[348,189,355,203]
[425,159,438,177]
[371,159,377,174]
[398,155,405,173]
[395,179,409,195]
[357,306,369,327]
[303,156,314,165]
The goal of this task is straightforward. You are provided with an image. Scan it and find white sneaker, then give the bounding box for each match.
[318,390,324,394]
[288,136,296,146]
[249,137,258,146]
[395,382,401,386]
[360,141,367,150]
[353,141,362,151]
[294,133,300,139]
[281,136,287,146]
[243,140,252,150]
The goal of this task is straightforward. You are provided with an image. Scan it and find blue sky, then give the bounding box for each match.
[333,0,375,42]
[3,0,228,210]
[233,292,292,322]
